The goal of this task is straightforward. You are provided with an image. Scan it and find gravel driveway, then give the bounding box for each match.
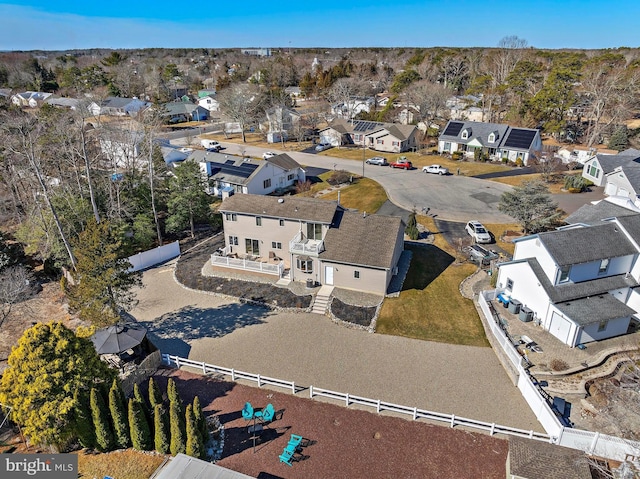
[131,260,542,432]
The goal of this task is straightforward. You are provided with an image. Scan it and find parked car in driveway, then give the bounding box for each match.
[465,220,492,243]
[315,142,332,151]
[366,156,388,166]
[262,151,277,159]
[390,157,413,169]
[202,139,222,151]
[423,164,449,175]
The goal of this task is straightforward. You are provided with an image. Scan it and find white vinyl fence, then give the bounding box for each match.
[210,254,283,276]
[478,290,640,461]
[128,241,180,272]
[161,353,549,443]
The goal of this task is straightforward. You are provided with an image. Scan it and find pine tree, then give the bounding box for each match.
[73,389,96,449]
[128,398,152,451]
[405,210,419,240]
[169,401,186,455]
[608,126,629,152]
[192,396,209,445]
[108,379,130,449]
[90,387,114,452]
[153,404,170,454]
[185,404,204,459]
[148,377,163,409]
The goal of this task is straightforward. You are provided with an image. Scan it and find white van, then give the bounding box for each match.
[201,139,222,151]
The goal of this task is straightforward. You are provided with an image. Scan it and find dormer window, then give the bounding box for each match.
[598,258,610,275]
[559,265,570,283]
[488,132,496,143]
[461,128,471,140]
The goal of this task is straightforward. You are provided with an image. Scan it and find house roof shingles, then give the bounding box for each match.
[219,194,340,224]
[508,436,592,479]
[439,120,538,151]
[320,210,403,269]
[555,293,637,326]
[537,223,637,266]
[564,200,637,225]
[322,119,416,141]
[265,153,302,171]
[595,148,640,175]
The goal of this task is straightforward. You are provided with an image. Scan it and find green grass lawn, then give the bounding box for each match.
[376,216,489,347]
[319,177,387,213]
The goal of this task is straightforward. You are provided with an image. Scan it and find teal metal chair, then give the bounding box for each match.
[241,402,254,421]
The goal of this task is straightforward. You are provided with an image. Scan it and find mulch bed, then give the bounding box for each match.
[330,298,377,327]
[157,367,509,479]
[175,236,313,309]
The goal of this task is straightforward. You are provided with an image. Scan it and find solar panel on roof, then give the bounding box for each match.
[503,129,537,149]
[442,121,464,137]
[225,159,235,165]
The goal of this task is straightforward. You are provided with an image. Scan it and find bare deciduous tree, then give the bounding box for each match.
[0,265,35,329]
[217,84,262,143]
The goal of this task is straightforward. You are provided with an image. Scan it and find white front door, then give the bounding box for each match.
[325,266,334,285]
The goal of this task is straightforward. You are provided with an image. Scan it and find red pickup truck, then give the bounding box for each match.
[390,157,413,169]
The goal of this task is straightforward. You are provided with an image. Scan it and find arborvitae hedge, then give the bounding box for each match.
[169,401,186,455]
[108,379,130,449]
[73,389,96,449]
[148,377,163,409]
[192,396,209,445]
[185,404,204,459]
[128,398,152,451]
[90,387,114,452]
[153,404,170,454]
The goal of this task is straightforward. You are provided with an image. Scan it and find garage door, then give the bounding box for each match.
[549,312,572,345]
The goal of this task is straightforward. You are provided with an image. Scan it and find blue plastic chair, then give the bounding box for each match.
[288,434,303,448]
[241,402,254,421]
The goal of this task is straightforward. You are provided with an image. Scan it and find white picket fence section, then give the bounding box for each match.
[161,353,549,442]
[210,254,284,276]
[478,290,640,462]
[128,241,181,272]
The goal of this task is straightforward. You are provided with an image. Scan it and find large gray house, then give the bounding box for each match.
[218,194,405,295]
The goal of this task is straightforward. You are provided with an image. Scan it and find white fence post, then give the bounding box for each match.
[175,357,180,368]
[345,393,349,406]
[450,414,455,428]
[202,361,206,374]
[310,385,314,398]
[258,374,262,387]
[231,369,236,381]
[377,400,381,414]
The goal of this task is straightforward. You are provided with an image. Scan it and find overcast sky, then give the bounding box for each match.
[1,1,638,51]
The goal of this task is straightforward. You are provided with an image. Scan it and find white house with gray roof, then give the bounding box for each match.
[88,96,151,116]
[218,194,405,295]
[438,120,542,165]
[582,149,640,207]
[186,151,305,197]
[496,216,640,347]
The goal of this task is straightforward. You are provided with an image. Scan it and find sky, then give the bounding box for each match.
[1,1,639,51]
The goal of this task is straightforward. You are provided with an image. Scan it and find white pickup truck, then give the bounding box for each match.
[201,139,222,151]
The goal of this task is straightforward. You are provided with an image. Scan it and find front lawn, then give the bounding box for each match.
[318,177,388,213]
[489,171,583,193]
[376,217,489,347]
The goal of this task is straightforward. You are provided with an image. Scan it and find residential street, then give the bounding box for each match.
[130,260,542,432]
[171,137,515,223]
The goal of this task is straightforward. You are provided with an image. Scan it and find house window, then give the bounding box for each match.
[506,278,514,291]
[245,238,259,255]
[279,219,285,227]
[271,241,282,249]
[287,174,295,181]
[598,319,608,332]
[256,217,262,226]
[392,141,400,147]
[461,129,469,139]
[598,258,610,275]
[377,139,384,145]
[307,222,322,240]
[225,213,237,221]
[354,270,360,279]
[354,134,361,141]
[263,178,271,189]
[228,235,238,245]
[588,165,600,178]
[488,133,495,143]
[559,265,570,283]
[443,142,451,152]
[297,258,313,273]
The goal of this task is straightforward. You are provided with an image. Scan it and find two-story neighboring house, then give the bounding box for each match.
[319,119,418,153]
[218,194,405,295]
[495,218,640,347]
[186,151,306,196]
[438,120,542,165]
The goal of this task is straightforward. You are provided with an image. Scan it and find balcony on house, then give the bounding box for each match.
[289,231,324,256]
